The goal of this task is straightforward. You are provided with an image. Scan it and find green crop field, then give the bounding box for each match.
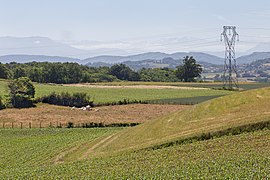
[0,80,233,105]
[0,129,268,179]
[0,128,122,177]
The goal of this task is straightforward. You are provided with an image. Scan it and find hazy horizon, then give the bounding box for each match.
[1,0,270,56]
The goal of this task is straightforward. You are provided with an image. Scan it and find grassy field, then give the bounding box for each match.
[0,129,268,179]
[0,79,233,105]
[88,87,270,155]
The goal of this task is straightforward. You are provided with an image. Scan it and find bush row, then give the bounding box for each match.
[67,122,140,128]
[96,99,148,106]
[36,92,93,107]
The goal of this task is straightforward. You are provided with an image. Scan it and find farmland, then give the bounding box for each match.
[0,79,233,105]
[0,103,188,127]
[0,129,269,179]
[0,128,122,174]
[80,81,270,90]
[0,80,270,178]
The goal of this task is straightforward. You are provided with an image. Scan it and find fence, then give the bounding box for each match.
[0,122,140,129]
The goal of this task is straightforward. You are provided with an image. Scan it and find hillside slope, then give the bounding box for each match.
[90,87,270,156]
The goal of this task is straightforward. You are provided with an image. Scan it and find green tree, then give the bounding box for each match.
[139,68,178,82]
[175,56,202,82]
[109,64,140,81]
[0,63,10,79]
[8,77,35,108]
[13,67,27,79]
[28,67,44,83]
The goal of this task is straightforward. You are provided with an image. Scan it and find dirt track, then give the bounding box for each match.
[64,84,208,90]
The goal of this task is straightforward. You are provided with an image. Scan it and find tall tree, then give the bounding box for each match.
[109,64,140,81]
[8,77,35,108]
[0,63,10,79]
[175,56,202,82]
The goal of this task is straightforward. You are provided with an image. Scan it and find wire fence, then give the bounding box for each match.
[0,122,140,129]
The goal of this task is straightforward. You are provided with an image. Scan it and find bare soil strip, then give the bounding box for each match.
[64,84,208,90]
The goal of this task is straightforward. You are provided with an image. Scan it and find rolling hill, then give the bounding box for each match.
[87,87,270,156]
[237,52,270,64]
[83,52,224,65]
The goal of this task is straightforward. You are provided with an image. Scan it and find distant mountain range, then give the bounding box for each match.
[0,55,80,64]
[0,36,270,66]
[87,57,221,71]
[236,52,270,64]
[1,51,270,68]
[83,52,224,65]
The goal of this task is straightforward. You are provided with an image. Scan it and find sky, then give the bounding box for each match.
[0,0,270,55]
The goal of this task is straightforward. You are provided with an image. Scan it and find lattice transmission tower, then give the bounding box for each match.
[221,26,239,89]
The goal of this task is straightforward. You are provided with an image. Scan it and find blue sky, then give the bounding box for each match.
[0,0,270,54]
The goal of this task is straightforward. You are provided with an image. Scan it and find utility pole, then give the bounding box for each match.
[221,26,239,90]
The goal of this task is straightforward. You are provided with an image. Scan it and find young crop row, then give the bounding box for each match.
[0,128,121,171]
[0,129,269,179]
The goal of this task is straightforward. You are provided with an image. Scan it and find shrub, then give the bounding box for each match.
[67,122,74,128]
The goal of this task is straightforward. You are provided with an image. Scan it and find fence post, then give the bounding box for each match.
[20,122,23,129]
[12,122,14,128]
[40,122,42,128]
[2,122,4,129]
[29,122,31,129]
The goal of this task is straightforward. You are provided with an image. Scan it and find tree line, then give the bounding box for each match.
[0,56,202,84]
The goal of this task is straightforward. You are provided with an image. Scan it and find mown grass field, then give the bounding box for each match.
[0,128,269,179]
[0,79,233,105]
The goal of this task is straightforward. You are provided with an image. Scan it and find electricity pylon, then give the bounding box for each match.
[221,26,239,90]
